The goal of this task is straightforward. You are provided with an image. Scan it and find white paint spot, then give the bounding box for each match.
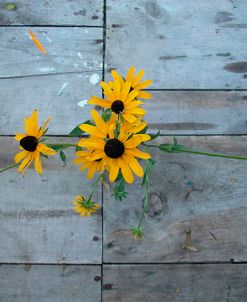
[77,52,83,60]
[42,32,51,42]
[57,82,68,96]
[89,73,100,85]
[73,63,78,68]
[78,100,88,108]
[84,29,89,34]
[39,67,55,72]
[76,74,83,78]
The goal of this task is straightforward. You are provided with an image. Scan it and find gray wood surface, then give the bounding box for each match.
[0,27,103,78]
[3,89,247,135]
[0,137,102,264]
[0,264,101,302]
[106,0,247,89]
[145,90,247,134]
[0,73,101,135]
[103,264,247,302]
[0,0,103,26]
[104,136,247,263]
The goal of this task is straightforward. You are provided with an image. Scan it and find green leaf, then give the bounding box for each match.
[138,126,148,134]
[142,159,155,186]
[75,145,83,152]
[59,151,66,166]
[102,109,112,122]
[47,144,68,151]
[149,130,160,141]
[158,143,186,153]
[69,120,93,137]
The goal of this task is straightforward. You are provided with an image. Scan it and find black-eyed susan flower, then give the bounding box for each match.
[109,66,153,100]
[72,195,101,217]
[73,149,104,179]
[77,110,151,184]
[15,110,56,175]
[88,77,145,123]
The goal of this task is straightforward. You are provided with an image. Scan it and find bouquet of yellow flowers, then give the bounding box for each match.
[1,66,247,239]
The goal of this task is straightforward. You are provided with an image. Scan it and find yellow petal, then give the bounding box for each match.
[126,66,135,82]
[100,81,115,100]
[124,100,144,110]
[79,124,105,138]
[125,90,139,103]
[124,136,145,148]
[15,150,28,163]
[18,153,32,174]
[126,148,151,159]
[134,79,153,90]
[118,157,134,184]
[88,96,111,108]
[90,110,108,134]
[138,91,152,99]
[132,69,144,87]
[37,143,56,156]
[87,162,97,179]
[121,81,131,101]
[123,154,143,177]
[34,151,42,174]
[15,133,26,141]
[123,113,137,123]
[31,110,39,137]
[37,117,51,139]
[109,161,120,182]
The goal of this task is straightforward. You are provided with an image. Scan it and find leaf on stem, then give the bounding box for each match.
[142,158,155,186]
[148,130,160,141]
[59,151,66,166]
[102,109,112,122]
[69,120,93,137]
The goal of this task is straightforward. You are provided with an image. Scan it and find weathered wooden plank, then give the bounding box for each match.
[0,0,103,26]
[106,0,247,89]
[0,73,101,135]
[104,136,247,263]
[0,27,103,78]
[0,265,101,302]
[3,89,247,136]
[103,264,247,302]
[0,137,102,263]
[145,90,247,134]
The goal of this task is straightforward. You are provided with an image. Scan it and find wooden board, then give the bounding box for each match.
[0,0,103,26]
[3,89,247,136]
[106,0,247,89]
[145,90,247,135]
[0,264,101,302]
[103,264,247,302]
[0,137,102,264]
[103,136,247,263]
[0,73,101,135]
[0,27,103,78]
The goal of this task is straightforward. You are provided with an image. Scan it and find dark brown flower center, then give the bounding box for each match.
[104,139,124,158]
[20,136,38,152]
[111,100,124,114]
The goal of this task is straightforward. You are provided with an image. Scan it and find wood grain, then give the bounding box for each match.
[145,90,247,134]
[0,27,103,78]
[106,0,247,89]
[0,265,101,302]
[103,264,247,302]
[0,0,103,26]
[0,137,102,264]
[0,73,101,135]
[104,136,247,263]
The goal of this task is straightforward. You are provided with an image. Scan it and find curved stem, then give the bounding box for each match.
[0,163,18,173]
[137,179,149,229]
[88,173,102,201]
[145,143,247,160]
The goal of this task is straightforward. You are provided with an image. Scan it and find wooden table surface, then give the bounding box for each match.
[0,1,247,301]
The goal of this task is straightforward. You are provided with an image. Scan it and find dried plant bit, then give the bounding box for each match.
[180,228,198,252]
[28,29,47,55]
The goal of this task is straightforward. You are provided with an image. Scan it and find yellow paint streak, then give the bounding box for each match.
[28,29,47,55]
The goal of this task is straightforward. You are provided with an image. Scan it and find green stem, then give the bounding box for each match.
[0,163,18,173]
[137,179,149,229]
[145,144,247,160]
[88,173,102,201]
[46,143,77,151]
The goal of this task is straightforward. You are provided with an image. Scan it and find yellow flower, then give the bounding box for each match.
[72,195,101,217]
[14,110,56,175]
[73,149,104,179]
[88,77,145,123]
[109,66,153,100]
[78,110,151,184]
